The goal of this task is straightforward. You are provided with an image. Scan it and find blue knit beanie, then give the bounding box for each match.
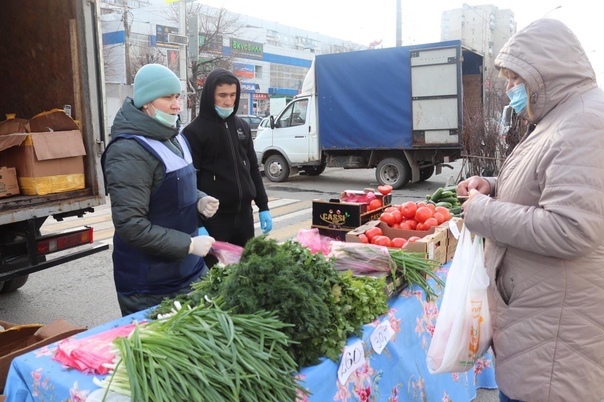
[133,64,181,108]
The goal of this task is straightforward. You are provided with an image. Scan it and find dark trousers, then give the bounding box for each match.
[203,207,255,267]
[499,391,523,402]
[117,286,192,317]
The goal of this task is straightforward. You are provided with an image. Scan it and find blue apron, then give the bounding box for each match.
[107,133,203,295]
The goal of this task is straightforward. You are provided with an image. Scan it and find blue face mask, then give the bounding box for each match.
[215,105,234,119]
[150,104,179,127]
[506,83,528,114]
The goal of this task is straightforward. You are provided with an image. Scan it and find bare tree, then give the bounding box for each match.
[460,68,516,180]
[185,5,243,119]
[128,43,166,80]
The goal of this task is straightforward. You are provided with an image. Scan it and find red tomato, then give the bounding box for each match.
[384,206,399,214]
[365,226,383,241]
[399,222,412,231]
[400,201,417,219]
[358,233,369,243]
[372,235,392,247]
[380,212,396,226]
[416,222,427,231]
[391,209,403,224]
[433,212,445,225]
[378,185,393,195]
[405,219,418,230]
[408,236,421,243]
[435,206,451,221]
[424,217,439,228]
[368,199,383,211]
[426,203,436,213]
[391,237,407,248]
[415,206,433,223]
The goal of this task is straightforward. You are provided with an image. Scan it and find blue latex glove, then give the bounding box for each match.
[259,211,272,234]
[198,226,209,236]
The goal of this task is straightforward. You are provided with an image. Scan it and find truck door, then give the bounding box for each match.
[410,45,462,146]
[274,97,312,163]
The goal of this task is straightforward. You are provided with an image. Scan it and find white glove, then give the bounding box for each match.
[197,196,219,218]
[188,235,215,257]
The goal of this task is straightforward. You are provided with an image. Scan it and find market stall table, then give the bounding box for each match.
[3,261,497,401]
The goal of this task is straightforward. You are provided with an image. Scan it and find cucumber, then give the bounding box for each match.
[429,187,444,202]
[438,197,459,204]
[450,206,463,215]
[440,190,455,198]
[435,201,453,208]
[443,185,458,193]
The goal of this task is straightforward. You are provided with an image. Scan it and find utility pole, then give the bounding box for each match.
[178,0,188,123]
[396,0,402,47]
[122,0,132,85]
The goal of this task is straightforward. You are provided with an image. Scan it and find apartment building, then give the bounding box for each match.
[441,4,516,84]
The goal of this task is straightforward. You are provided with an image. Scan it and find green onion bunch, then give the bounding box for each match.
[98,305,306,402]
[388,249,443,300]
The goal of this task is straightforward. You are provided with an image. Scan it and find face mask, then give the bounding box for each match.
[149,104,179,127]
[215,105,234,119]
[506,83,528,114]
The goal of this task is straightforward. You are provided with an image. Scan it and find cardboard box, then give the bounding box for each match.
[440,217,464,261]
[346,220,448,265]
[0,167,19,198]
[312,193,392,230]
[0,130,86,195]
[312,225,350,242]
[0,319,86,393]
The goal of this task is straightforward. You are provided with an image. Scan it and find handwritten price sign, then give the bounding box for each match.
[337,340,366,384]
[370,320,395,354]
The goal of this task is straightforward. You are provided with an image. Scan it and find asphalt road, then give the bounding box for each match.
[0,162,499,401]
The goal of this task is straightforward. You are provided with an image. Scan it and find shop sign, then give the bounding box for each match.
[230,38,263,60]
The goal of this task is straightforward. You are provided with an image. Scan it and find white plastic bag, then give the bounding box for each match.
[426,224,492,374]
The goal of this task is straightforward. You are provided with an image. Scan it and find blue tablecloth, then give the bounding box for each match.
[4,261,497,401]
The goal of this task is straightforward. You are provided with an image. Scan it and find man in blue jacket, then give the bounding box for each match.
[183,68,271,265]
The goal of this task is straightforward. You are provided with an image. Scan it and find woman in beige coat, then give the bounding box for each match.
[457,19,604,402]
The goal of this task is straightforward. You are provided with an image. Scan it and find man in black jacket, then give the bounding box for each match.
[183,68,271,264]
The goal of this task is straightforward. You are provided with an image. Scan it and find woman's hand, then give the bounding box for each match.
[456,176,491,196]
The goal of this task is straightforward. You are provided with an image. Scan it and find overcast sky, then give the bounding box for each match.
[193,0,604,84]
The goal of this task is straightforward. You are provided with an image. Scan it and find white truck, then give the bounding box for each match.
[254,40,484,189]
[0,0,108,292]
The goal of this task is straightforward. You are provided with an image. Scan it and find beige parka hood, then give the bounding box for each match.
[495,18,597,123]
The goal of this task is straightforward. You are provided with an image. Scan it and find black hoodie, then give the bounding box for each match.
[182,68,269,214]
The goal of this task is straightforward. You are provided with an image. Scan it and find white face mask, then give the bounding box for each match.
[149,104,179,127]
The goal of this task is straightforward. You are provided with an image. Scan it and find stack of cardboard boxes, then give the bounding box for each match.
[0,109,87,197]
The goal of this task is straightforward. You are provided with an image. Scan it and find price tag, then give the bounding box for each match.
[370,320,395,354]
[337,340,366,384]
[449,219,461,239]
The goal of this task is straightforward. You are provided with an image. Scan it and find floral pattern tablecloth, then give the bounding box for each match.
[4,261,497,402]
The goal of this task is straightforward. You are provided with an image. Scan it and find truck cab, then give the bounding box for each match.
[255,95,323,180]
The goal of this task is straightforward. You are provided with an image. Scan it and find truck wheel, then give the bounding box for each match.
[376,157,411,190]
[0,275,29,293]
[302,163,326,176]
[419,166,435,181]
[264,154,290,182]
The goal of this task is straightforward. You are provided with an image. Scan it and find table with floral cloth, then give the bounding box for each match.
[4,260,498,402]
